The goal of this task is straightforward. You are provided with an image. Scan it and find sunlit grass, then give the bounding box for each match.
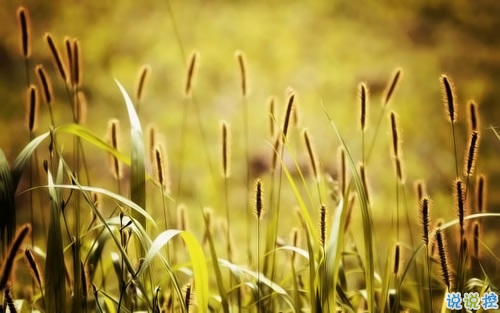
[1,4,500,313]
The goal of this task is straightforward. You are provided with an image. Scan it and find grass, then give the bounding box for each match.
[1,4,500,313]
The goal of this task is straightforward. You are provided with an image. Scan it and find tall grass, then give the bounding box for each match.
[2,5,500,313]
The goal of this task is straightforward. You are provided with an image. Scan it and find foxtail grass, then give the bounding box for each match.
[135,65,151,116]
[359,82,368,164]
[440,75,459,179]
[45,33,69,85]
[0,224,31,291]
[435,229,451,291]
[366,68,402,163]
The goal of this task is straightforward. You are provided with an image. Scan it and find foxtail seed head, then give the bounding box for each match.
[35,65,53,106]
[359,82,368,131]
[235,50,247,96]
[184,51,198,97]
[26,85,39,133]
[383,67,402,107]
[45,33,68,83]
[440,75,456,123]
[17,7,31,58]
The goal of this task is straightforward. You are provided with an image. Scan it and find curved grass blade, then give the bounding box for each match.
[44,159,67,312]
[115,80,146,232]
[135,229,209,312]
[11,132,50,188]
[323,103,375,313]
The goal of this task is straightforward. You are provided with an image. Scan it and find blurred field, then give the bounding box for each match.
[2,0,500,274]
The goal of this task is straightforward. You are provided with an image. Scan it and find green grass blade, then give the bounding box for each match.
[136,229,209,312]
[115,80,146,232]
[202,209,230,313]
[323,104,375,313]
[11,132,50,189]
[45,159,68,313]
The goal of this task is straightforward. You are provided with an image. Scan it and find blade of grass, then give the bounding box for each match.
[115,80,146,233]
[135,229,209,312]
[323,102,375,313]
[45,159,67,312]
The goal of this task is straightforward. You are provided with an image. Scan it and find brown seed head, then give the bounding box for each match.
[476,174,486,213]
[468,101,480,132]
[45,33,68,83]
[72,39,82,87]
[255,179,263,219]
[184,51,198,97]
[35,64,54,106]
[393,243,400,275]
[389,111,399,158]
[435,229,452,290]
[303,129,319,181]
[440,75,456,123]
[107,119,122,179]
[235,50,247,96]
[0,224,31,290]
[359,82,368,131]
[383,67,402,107]
[26,85,39,133]
[455,179,465,236]
[464,131,479,177]
[420,196,431,246]
[320,204,327,247]
[17,7,31,58]
[282,93,295,140]
[135,65,151,102]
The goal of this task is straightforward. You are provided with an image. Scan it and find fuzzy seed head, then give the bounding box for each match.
[235,50,247,96]
[184,51,198,96]
[464,131,480,177]
[17,6,31,58]
[26,85,39,133]
[420,196,431,246]
[476,175,486,213]
[393,243,400,275]
[135,65,151,102]
[359,163,370,205]
[455,179,466,236]
[320,205,327,247]
[72,39,82,86]
[359,82,368,131]
[303,129,319,181]
[107,119,122,179]
[282,93,295,140]
[383,67,402,107]
[45,33,68,83]
[468,101,479,132]
[35,64,53,106]
[255,179,263,219]
[435,229,451,290]
[390,111,399,158]
[440,75,456,123]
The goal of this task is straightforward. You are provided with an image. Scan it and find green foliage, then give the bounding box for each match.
[2,3,500,313]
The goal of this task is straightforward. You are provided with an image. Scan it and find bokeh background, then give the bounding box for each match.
[1,0,500,267]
